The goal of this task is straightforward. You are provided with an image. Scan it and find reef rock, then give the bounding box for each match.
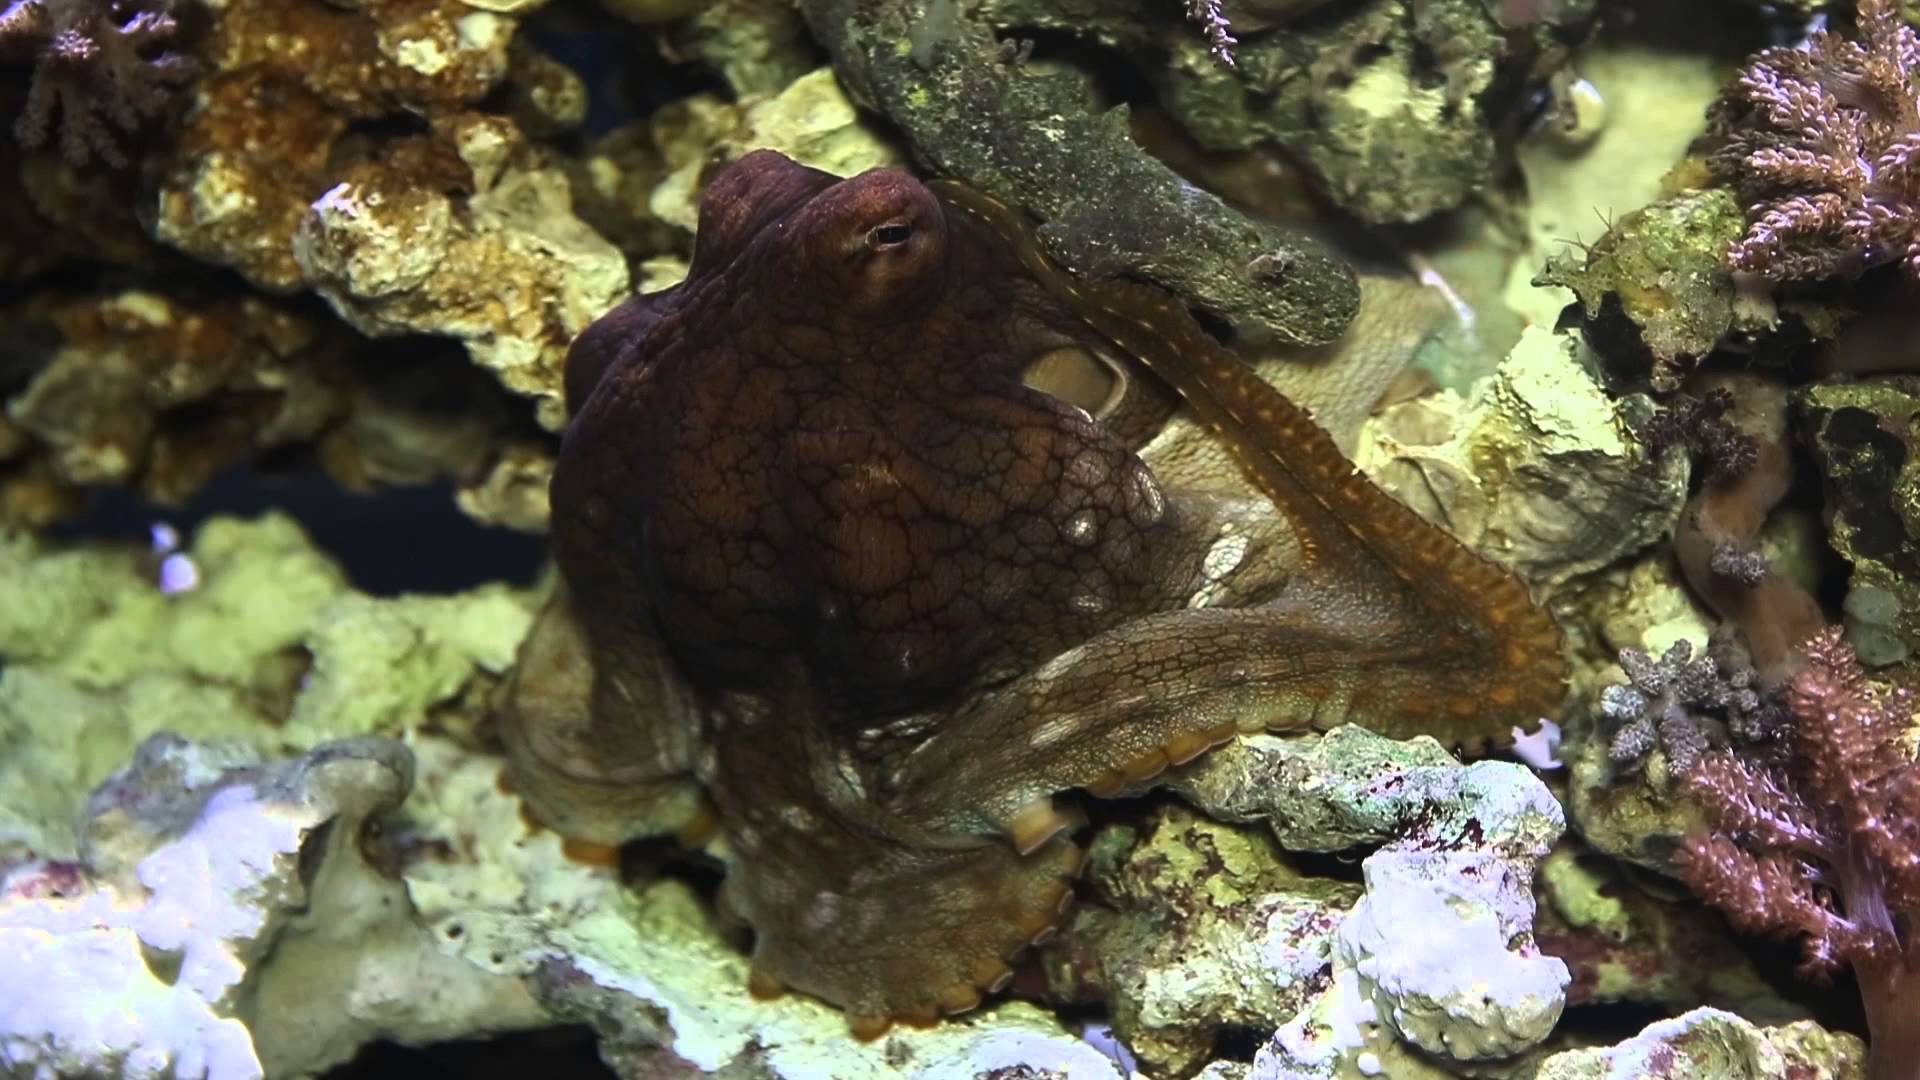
[1355,326,1688,594]
[1533,1008,1864,1080]
[0,733,546,1079]
[1048,726,1571,1076]
[295,115,629,432]
[1800,377,1920,667]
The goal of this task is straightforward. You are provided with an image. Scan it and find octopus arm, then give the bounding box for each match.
[707,686,1085,1038]
[729,818,1083,1038]
[935,178,1568,752]
[886,593,1499,849]
[497,587,708,846]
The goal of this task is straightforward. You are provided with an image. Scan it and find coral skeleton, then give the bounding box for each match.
[1677,629,1920,1080]
[0,0,195,165]
[1711,0,1920,282]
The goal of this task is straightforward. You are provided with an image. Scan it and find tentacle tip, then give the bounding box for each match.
[560,837,624,868]
[1007,798,1076,855]
[938,984,983,1015]
[517,803,545,834]
[748,969,786,1001]
[848,1014,893,1041]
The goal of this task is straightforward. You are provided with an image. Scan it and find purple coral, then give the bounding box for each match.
[1676,629,1920,1080]
[1635,387,1758,483]
[1598,636,1782,774]
[1182,0,1237,67]
[1712,0,1920,281]
[0,0,196,166]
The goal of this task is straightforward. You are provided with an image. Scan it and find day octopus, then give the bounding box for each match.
[500,149,1567,1036]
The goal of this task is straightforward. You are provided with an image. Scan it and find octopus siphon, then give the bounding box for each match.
[498,148,1567,1036]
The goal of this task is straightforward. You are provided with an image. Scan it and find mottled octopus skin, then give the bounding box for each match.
[499,149,1567,1035]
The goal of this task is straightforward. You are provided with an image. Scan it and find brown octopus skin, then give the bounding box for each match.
[499,149,1568,1036]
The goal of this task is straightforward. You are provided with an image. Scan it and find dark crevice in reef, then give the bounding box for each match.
[1552,1000,1698,1046]
[322,1025,616,1080]
[50,466,548,597]
[521,4,738,139]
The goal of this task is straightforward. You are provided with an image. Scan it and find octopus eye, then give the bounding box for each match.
[867,221,913,249]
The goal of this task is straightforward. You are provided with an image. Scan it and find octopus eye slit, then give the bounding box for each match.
[868,221,913,249]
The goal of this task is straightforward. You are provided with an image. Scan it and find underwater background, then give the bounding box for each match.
[3,0,1918,1076]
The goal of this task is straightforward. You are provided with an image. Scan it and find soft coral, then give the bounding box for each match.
[1710,0,1920,282]
[0,0,195,166]
[1677,628,1920,1079]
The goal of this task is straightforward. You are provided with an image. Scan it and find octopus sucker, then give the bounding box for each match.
[1006,797,1080,854]
[506,151,1570,1032]
[559,838,623,867]
[938,984,983,1014]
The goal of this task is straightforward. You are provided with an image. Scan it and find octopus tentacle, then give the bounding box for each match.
[890,603,1488,835]
[713,685,1086,1034]
[933,180,1566,751]
[497,587,708,846]
[731,834,1084,1038]
[1070,280,1567,746]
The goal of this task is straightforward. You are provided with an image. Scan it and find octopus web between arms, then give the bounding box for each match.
[497,149,1567,1037]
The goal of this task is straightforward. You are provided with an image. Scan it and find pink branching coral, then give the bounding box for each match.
[0,0,196,166]
[1676,628,1920,1079]
[1182,0,1237,67]
[1711,0,1920,281]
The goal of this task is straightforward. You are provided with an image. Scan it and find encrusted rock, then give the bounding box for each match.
[977,0,1592,225]
[1799,378,1920,666]
[1531,184,1844,392]
[0,733,546,1079]
[670,0,820,96]
[1532,1008,1864,1079]
[646,68,903,235]
[1139,726,1570,1073]
[295,114,629,431]
[1532,846,1801,1022]
[801,0,1360,345]
[0,515,533,856]
[1,289,350,508]
[1355,326,1687,594]
[155,0,530,291]
[1046,807,1356,1074]
[1160,0,1517,224]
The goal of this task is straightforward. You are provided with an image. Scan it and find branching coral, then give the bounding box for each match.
[1710,0,1920,281]
[0,0,195,165]
[1635,388,1757,484]
[1182,0,1237,66]
[1599,637,1783,774]
[1676,628,1920,1080]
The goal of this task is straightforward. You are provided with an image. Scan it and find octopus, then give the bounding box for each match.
[499,149,1567,1036]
